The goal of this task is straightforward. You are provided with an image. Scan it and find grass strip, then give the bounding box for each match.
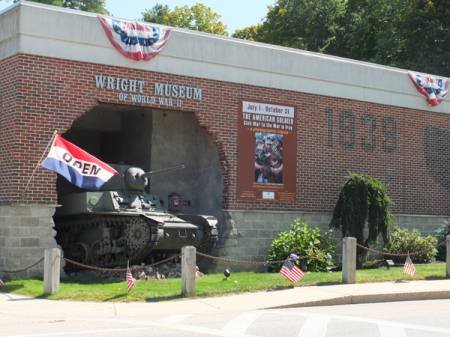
[0,263,445,302]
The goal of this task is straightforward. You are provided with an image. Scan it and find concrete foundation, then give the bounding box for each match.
[0,205,448,276]
[0,204,58,278]
[215,210,450,271]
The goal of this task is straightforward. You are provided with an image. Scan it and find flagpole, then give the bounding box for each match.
[22,130,59,201]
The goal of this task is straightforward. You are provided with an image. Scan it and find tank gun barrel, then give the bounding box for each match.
[141,164,186,178]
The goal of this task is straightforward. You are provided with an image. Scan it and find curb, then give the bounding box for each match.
[267,290,450,309]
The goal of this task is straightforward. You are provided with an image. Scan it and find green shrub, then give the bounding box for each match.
[433,221,450,261]
[267,219,335,272]
[384,227,437,263]
[330,173,392,266]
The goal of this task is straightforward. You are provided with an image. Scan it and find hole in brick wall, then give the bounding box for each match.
[52,103,224,271]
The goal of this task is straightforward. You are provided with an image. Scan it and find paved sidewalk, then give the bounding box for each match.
[2,279,450,318]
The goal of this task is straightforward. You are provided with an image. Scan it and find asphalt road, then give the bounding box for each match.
[2,296,450,337]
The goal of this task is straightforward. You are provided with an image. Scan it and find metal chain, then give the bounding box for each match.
[63,257,127,272]
[356,243,416,257]
[0,257,44,273]
[196,251,286,266]
[63,254,181,272]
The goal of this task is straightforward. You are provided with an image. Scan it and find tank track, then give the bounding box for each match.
[55,214,158,269]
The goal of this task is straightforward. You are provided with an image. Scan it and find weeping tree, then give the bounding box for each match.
[330,173,393,266]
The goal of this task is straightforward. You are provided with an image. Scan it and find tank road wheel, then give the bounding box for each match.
[67,242,90,265]
[123,217,158,263]
[91,240,110,267]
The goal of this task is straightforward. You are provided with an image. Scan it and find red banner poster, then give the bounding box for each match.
[237,101,297,201]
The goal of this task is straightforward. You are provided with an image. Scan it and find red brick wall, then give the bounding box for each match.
[0,56,22,202]
[1,53,450,215]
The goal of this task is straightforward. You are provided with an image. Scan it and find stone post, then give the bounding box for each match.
[181,246,196,297]
[342,237,356,284]
[446,235,450,278]
[43,248,61,294]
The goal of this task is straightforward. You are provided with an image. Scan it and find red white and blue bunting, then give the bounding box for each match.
[408,71,449,106]
[98,16,171,61]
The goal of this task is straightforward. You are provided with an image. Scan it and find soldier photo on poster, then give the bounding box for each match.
[237,101,296,201]
[255,132,283,184]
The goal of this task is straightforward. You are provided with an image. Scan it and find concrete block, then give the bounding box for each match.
[0,207,17,217]
[39,217,55,227]
[5,217,21,227]
[10,227,23,236]
[5,238,20,247]
[227,212,244,221]
[21,217,40,227]
[342,237,356,284]
[239,230,258,238]
[181,246,196,297]
[5,247,24,258]
[21,238,40,247]
[256,230,275,238]
[0,227,10,236]
[33,207,56,218]
[243,245,258,256]
[43,248,61,294]
[12,206,32,217]
[4,258,20,268]
[24,248,46,257]
[447,236,450,278]
[257,246,270,256]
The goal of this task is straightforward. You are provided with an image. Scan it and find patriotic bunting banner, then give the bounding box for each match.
[408,71,449,106]
[98,16,171,61]
[41,134,118,190]
[279,254,304,283]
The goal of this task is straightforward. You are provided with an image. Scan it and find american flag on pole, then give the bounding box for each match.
[126,263,136,292]
[403,255,416,277]
[41,134,118,190]
[280,256,304,283]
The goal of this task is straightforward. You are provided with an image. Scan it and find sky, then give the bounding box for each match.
[0,0,275,33]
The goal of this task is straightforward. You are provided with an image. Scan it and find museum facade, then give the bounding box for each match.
[1,1,450,275]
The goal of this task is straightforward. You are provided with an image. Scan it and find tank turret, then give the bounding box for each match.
[54,164,217,269]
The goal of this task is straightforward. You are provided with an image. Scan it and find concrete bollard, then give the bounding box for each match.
[181,246,196,297]
[342,237,356,284]
[43,248,61,294]
[447,235,450,278]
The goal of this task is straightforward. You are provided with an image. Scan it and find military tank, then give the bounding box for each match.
[54,164,218,269]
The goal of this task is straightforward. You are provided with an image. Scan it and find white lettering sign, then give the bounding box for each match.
[94,74,203,107]
[95,74,145,93]
[243,101,294,118]
[154,83,202,100]
[262,191,275,200]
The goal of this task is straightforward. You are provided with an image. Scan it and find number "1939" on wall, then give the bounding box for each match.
[325,108,398,152]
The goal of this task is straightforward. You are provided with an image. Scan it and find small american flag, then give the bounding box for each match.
[126,264,136,292]
[403,255,416,276]
[280,258,304,283]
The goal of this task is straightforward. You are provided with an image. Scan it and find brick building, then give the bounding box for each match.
[1,2,450,276]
